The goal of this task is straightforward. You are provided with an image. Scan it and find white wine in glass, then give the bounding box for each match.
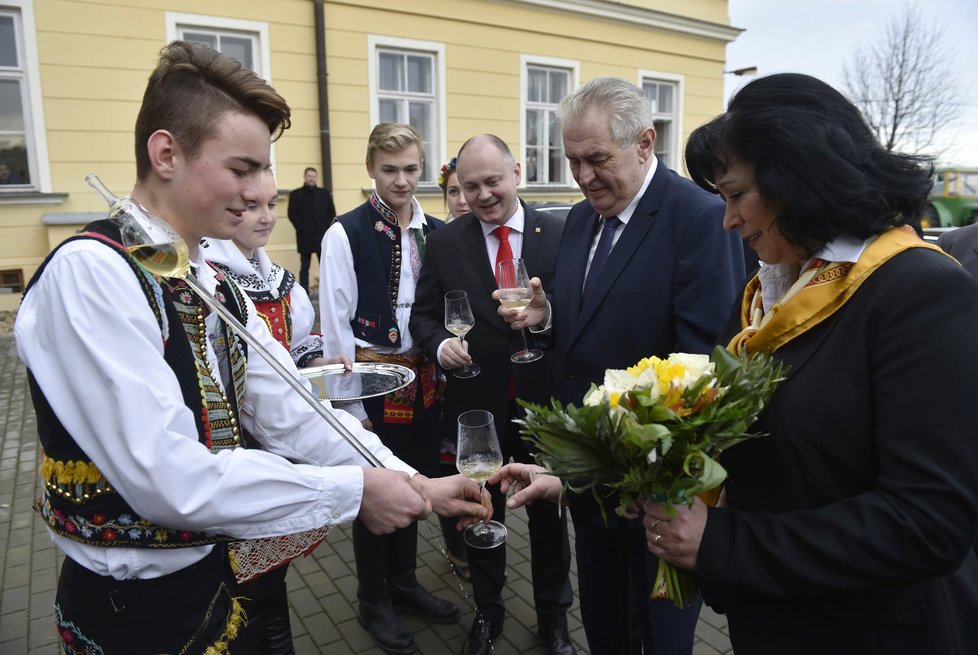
[456,409,507,549]
[445,290,481,378]
[496,258,543,363]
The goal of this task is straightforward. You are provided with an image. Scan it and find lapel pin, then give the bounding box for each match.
[535,227,541,233]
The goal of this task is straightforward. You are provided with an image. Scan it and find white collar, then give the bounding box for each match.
[612,156,658,225]
[480,201,526,238]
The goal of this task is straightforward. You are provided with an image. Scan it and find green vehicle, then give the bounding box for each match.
[919,168,978,229]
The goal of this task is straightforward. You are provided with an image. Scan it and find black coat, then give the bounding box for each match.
[287,185,336,254]
[698,248,978,654]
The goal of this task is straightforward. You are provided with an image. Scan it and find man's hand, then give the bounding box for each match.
[492,277,548,330]
[358,468,431,535]
[489,463,563,509]
[409,474,492,529]
[438,337,472,370]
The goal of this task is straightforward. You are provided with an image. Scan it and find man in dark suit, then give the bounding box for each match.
[501,77,744,655]
[938,222,978,279]
[411,135,574,655]
[287,166,336,292]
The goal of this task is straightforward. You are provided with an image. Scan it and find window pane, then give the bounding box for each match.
[644,82,659,113]
[379,99,399,124]
[548,110,561,146]
[379,52,404,91]
[526,109,542,146]
[0,135,29,185]
[658,84,673,114]
[548,71,568,103]
[408,101,432,139]
[182,31,217,50]
[0,79,25,131]
[526,146,543,183]
[0,16,17,67]
[528,69,547,103]
[219,36,253,71]
[654,119,671,167]
[548,147,564,184]
[406,55,432,94]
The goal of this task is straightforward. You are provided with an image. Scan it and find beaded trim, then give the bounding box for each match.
[40,455,112,505]
[163,277,247,451]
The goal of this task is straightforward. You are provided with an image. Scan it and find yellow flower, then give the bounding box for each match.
[653,359,688,391]
[609,392,621,408]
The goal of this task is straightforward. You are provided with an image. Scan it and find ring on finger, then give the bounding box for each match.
[650,518,662,534]
[653,533,663,545]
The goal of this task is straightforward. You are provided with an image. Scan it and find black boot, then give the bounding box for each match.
[357,598,415,654]
[462,615,502,655]
[538,614,576,655]
[388,580,461,623]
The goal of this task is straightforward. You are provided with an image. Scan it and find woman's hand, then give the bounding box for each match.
[489,463,563,508]
[643,498,708,571]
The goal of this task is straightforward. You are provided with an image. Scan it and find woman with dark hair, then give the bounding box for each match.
[438,156,469,221]
[639,73,978,653]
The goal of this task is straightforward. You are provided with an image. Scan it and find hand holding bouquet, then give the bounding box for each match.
[518,346,785,607]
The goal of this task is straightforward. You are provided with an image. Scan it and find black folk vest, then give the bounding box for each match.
[27,220,251,549]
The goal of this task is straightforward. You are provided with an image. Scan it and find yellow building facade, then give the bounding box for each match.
[0,0,739,311]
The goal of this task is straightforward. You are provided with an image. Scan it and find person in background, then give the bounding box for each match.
[438,156,470,222]
[320,123,459,654]
[15,41,489,655]
[203,171,351,654]
[287,166,336,293]
[497,77,744,655]
[412,135,574,655]
[643,72,978,654]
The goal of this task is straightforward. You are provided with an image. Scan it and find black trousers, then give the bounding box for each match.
[55,546,248,654]
[571,511,701,655]
[298,250,319,293]
[354,385,440,601]
[238,564,295,655]
[469,407,573,625]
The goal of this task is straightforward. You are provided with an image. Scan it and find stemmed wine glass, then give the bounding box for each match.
[496,258,543,363]
[456,409,507,549]
[444,290,481,378]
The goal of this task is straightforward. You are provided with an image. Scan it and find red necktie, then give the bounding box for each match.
[493,226,514,282]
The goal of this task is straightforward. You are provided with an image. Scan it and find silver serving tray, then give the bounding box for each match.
[298,362,415,402]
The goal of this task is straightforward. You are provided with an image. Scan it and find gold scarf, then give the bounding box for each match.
[727,227,946,356]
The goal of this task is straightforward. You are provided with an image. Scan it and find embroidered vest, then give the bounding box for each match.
[336,200,440,347]
[27,220,252,549]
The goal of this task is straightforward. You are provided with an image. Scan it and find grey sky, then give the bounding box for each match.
[723,0,978,165]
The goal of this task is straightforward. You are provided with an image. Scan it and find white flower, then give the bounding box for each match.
[646,448,658,464]
[583,385,606,406]
[604,368,639,395]
[667,353,714,384]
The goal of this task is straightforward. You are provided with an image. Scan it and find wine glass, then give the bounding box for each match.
[444,290,481,378]
[456,409,507,549]
[496,258,543,364]
[86,173,190,279]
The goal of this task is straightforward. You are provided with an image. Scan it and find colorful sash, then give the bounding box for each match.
[727,227,947,356]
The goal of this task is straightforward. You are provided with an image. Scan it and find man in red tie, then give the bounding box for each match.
[410,135,576,655]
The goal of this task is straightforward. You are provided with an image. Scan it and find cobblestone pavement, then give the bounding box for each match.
[0,335,732,654]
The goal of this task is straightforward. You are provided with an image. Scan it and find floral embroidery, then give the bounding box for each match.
[55,604,106,655]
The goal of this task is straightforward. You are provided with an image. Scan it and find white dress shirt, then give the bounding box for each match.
[15,237,413,580]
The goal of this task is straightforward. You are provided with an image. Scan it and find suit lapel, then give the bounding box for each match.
[569,164,668,345]
[461,216,498,297]
[521,204,545,274]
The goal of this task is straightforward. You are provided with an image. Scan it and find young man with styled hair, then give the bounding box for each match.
[320,123,457,654]
[16,43,487,654]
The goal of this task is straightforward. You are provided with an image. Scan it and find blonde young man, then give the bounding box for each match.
[320,123,457,654]
[16,44,486,654]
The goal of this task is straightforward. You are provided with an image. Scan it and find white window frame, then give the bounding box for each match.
[367,35,446,187]
[165,13,276,170]
[0,0,51,193]
[520,55,579,189]
[638,70,684,171]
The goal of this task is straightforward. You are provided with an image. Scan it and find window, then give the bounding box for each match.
[640,73,683,169]
[368,37,446,185]
[0,9,34,189]
[521,57,578,187]
[0,269,23,294]
[165,14,270,77]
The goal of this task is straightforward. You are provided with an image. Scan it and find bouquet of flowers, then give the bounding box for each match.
[518,346,785,607]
